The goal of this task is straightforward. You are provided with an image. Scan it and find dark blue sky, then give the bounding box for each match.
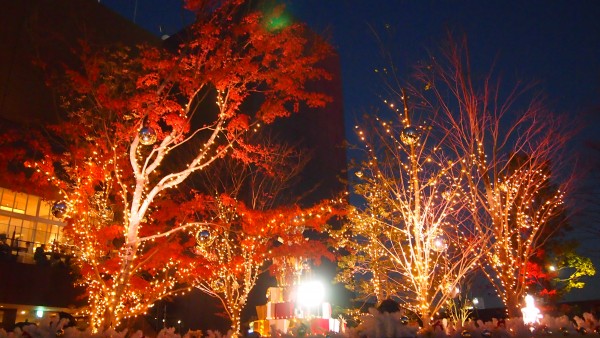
[101,0,600,304]
[102,0,600,143]
[284,1,600,141]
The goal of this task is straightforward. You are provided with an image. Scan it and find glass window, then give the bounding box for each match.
[9,217,23,230]
[0,187,65,253]
[50,224,63,243]
[26,194,39,216]
[35,222,48,245]
[39,200,53,219]
[13,192,27,214]
[0,188,15,212]
[0,215,10,236]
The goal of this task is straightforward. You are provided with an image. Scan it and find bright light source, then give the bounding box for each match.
[36,310,43,318]
[472,298,479,305]
[549,265,556,272]
[432,237,448,252]
[522,294,542,325]
[20,310,26,315]
[297,281,325,307]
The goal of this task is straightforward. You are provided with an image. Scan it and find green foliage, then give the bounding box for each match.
[555,250,596,293]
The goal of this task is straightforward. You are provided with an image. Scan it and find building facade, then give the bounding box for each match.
[0,187,64,259]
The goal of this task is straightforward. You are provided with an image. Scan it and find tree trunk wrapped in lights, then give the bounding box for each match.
[412,37,576,317]
[0,0,332,331]
[334,87,488,326]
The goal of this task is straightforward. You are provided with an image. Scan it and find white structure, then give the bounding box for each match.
[251,281,341,336]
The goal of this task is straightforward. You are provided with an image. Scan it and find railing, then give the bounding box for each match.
[0,239,74,265]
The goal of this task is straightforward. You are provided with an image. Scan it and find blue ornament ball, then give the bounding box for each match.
[51,201,68,218]
[400,126,420,145]
[139,126,157,145]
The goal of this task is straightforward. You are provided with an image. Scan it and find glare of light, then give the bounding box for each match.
[36,310,43,318]
[522,294,542,325]
[472,298,479,305]
[549,265,556,272]
[432,237,447,252]
[297,281,325,307]
[451,286,460,298]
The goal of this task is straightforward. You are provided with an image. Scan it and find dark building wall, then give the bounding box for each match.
[0,260,84,308]
[268,51,346,205]
[0,0,160,125]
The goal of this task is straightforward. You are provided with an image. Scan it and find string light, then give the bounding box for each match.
[333,91,488,327]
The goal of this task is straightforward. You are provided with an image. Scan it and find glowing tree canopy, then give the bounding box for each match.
[334,88,488,326]
[412,36,576,317]
[0,0,333,331]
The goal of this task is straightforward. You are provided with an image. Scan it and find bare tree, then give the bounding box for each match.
[336,87,488,326]
[412,36,576,317]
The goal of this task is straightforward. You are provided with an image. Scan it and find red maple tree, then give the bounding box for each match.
[188,138,343,336]
[0,0,333,331]
[193,194,341,336]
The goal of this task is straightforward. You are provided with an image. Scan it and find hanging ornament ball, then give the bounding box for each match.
[212,279,225,291]
[196,229,211,245]
[51,201,68,218]
[400,126,420,145]
[400,316,409,325]
[56,329,65,337]
[138,126,157,145]
[481,329,492,338]
[560,327,570,336]
[355,171,363,178]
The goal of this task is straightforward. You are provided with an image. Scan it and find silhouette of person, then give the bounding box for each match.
[34,245,48,265]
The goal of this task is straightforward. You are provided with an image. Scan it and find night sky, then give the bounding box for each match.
[100,0,600,308]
